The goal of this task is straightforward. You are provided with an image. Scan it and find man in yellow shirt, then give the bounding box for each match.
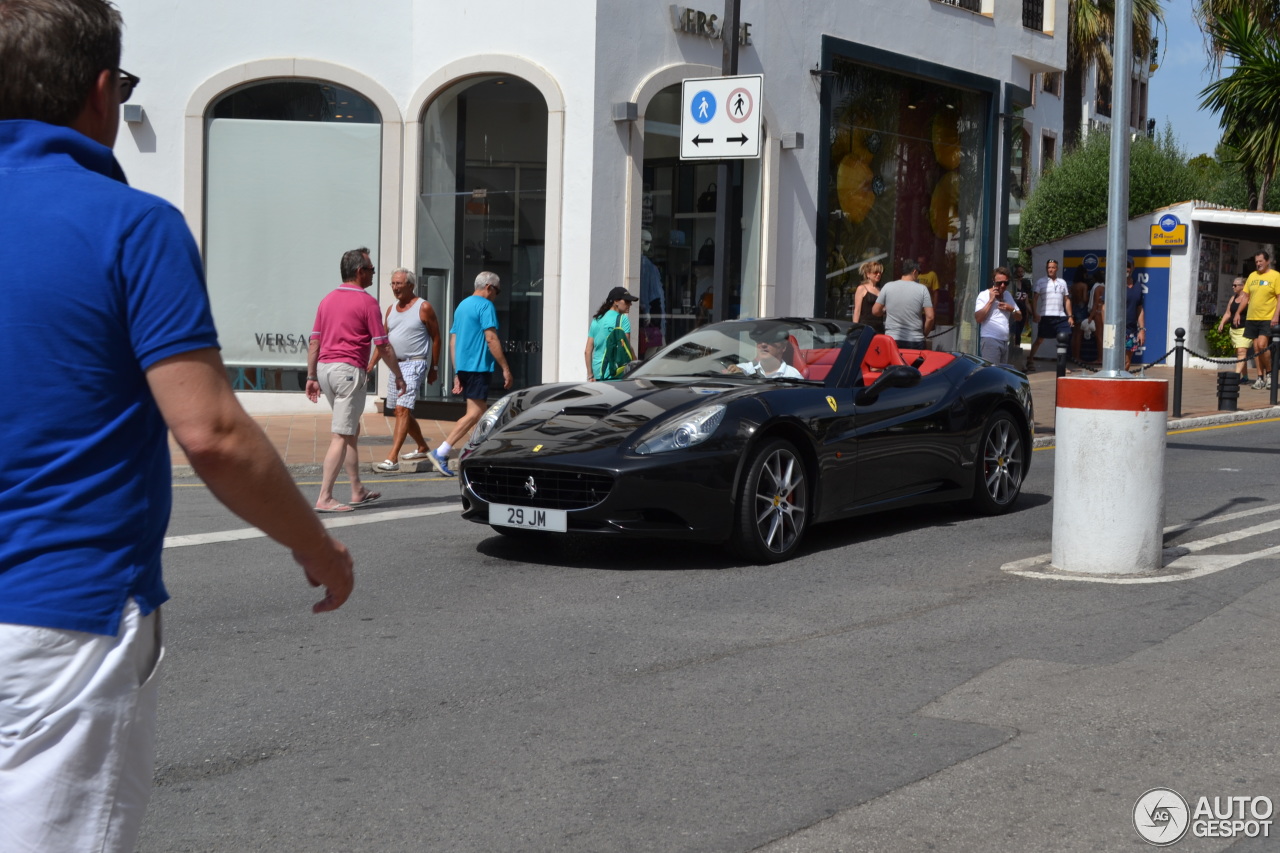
[917,254,940,307]
[1244,251,1280,389]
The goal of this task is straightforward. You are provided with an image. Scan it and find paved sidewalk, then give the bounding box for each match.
[169,361,1280,477]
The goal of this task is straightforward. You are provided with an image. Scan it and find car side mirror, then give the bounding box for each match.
[856,364,921,405]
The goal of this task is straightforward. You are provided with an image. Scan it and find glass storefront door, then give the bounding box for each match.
[641,84,761,355]
[821,51,993,352]
[417,76,547,399]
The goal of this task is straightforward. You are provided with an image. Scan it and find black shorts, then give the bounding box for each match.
[1243,319,1272,340]
[1036,316,1071,340]
[456,370,491,401]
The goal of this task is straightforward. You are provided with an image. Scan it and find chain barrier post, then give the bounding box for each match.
[1172,328,1185,417]
[1056,330,1069,378]
[1271,325,1279,406]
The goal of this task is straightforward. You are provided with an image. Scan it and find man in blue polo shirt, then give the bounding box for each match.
[0,2,354,849]
[429,271,513,476]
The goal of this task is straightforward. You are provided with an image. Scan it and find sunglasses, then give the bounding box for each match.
[118,69,139,103]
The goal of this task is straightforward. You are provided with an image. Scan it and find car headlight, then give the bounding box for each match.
[469,393,515,446]
[634,404,726,455]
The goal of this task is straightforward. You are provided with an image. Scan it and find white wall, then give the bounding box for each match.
[109,0,1067,397]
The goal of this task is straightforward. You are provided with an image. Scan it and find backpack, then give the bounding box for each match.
[599,314,635,380]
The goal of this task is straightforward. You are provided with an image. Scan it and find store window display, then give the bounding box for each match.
[822,52,991,351]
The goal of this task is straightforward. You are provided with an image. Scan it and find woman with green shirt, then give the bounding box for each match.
[585,287,639,380]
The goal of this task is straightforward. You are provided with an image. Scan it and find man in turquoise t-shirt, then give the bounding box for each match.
[429,271,513,476]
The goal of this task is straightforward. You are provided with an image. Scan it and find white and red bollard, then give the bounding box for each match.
[1052,377,1168,574]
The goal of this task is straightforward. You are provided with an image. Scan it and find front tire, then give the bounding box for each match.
[971,411,1026,514]
[732,439,809,563]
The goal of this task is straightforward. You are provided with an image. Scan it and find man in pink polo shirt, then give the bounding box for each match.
[306,247,405,512]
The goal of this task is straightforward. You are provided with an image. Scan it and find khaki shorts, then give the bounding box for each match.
[318,362,366,435]
[1229,326,1250,351]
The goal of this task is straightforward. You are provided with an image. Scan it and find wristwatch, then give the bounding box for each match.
[307,375,317,381]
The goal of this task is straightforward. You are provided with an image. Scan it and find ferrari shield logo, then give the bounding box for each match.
[826,396,837,412]
[533,444,543,452]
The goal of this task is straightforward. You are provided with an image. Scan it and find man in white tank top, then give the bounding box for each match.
[369,268,442,472]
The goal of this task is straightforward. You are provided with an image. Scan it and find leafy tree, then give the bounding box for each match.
[1064,0,1165,150]
[1199,9,1280,208]
[1193,0,1280,70]
[1020,125,1211,249]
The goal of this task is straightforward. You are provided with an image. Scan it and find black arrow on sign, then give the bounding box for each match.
[691,135,713,146]
[727,134,749,146]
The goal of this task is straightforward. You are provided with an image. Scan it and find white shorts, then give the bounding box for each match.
[318,361,367,435]
[0,599,163,853]
[387,359,427,409]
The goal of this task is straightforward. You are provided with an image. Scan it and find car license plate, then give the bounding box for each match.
[490,503,567,532]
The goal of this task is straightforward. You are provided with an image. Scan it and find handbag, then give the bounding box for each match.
[697,238,716,266]
[697,182,717,213]
[641,325,663,352]
[599,315,635,380]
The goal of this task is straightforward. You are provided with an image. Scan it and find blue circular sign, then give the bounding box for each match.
[1158,214,1181,233]
[690,90,716,124]
[1082,254,1100,272]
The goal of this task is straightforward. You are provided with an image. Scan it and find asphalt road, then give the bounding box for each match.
[139,421,1280,852]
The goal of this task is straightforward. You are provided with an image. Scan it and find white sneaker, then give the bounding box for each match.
[1253,377,1267,390]
[375,459,399,472]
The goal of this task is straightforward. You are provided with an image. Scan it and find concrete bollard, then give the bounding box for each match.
[1052,376,1167,574]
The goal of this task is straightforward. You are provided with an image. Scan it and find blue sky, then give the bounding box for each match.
[1146,0,1224,158]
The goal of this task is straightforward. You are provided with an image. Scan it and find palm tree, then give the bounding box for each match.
[1193,0,1280,70]
[1062,0,1165,151]
[1199,8,1280,208]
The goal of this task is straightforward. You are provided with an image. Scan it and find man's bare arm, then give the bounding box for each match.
[305,338,322,403]
[147,348,353,612]
[377,342,406,394]
[422,301,442,384]
[923,305,936,336]
[368,304,392,374]
[484,327,514,389]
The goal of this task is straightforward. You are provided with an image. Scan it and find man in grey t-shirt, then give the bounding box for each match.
[873,258,935,348]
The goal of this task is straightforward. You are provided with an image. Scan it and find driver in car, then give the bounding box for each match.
[726,326,804,379]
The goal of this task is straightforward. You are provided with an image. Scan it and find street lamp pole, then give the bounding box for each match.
[1099,0,1134,377]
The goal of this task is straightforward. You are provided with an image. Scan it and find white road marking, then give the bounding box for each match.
[1002,503,1280,583]
[163,504,460,549]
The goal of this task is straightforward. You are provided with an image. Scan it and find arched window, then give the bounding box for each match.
[204,79,382,390]
[639,83,762,354]
[416,76,547,396]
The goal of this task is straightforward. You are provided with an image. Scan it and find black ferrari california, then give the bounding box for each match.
[457,318,1033,563]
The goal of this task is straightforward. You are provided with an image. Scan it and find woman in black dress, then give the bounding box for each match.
[852,260,885,334]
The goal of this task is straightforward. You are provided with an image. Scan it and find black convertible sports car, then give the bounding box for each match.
[458,318,1033,563]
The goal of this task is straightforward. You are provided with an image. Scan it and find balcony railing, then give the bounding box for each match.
[936,0,982,12]
[1022,0,1044,29]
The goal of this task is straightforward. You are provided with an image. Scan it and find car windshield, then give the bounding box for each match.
[629,319,854,380]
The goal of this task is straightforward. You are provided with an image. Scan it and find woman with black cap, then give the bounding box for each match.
[585,286,639,380]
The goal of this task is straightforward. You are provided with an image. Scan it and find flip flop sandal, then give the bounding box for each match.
[350,492,382,507]
[316,504,354,513]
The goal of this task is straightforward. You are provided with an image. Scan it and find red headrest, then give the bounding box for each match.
[786,335,806,371]
[862,335,902,372]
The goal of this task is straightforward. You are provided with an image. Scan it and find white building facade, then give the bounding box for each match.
[112,0,1066,409]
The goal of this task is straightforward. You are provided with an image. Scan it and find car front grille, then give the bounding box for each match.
[466,466,614,510]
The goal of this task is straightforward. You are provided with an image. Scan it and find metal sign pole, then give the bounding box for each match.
[1099,0,1134,377]
[714,0,740,323]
